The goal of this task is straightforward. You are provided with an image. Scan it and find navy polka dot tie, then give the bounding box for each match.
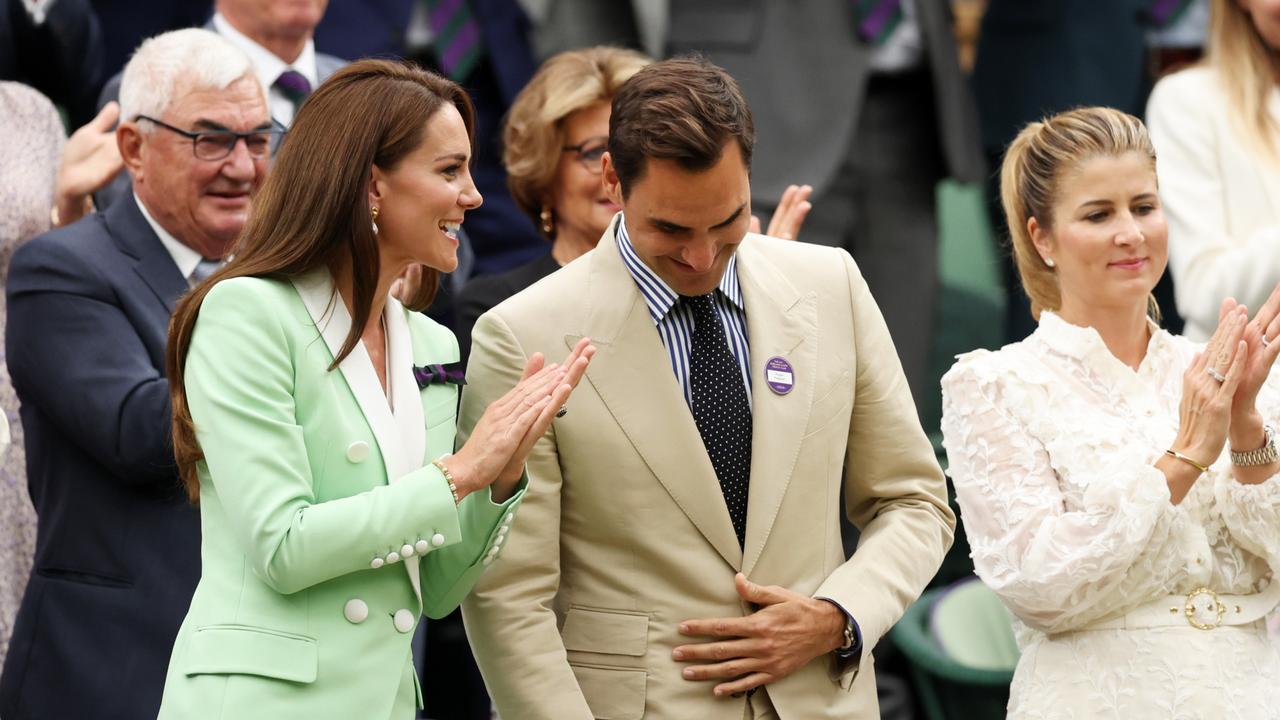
[684,293,752,547]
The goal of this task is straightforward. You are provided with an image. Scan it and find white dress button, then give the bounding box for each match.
[393,608,415,634]
[400,544,415,558]
[347,441,370,463]
[370,557,385,569]
[415,539,430,554]
[386,551,401,564]
[431,533,446,547]
[344,598,369,624]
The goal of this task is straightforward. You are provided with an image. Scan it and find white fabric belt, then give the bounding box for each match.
[1083,580,1280,632]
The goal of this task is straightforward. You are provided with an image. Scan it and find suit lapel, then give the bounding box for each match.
[104,195,189,313]
[290,271,423,603]
[386,298,426,607]
[735,239,817,576]
[566,220,742,570]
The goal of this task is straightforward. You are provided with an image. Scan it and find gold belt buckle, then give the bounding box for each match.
[1184,587,1226,630]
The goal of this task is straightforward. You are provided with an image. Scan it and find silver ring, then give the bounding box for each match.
[555,406,568,418]
[1207,367,1227,383]
[1263,334,1271,349]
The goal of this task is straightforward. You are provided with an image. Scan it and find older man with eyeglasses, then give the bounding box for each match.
[0,28,270,720]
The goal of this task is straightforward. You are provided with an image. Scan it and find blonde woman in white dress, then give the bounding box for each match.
[942,106,1280,718]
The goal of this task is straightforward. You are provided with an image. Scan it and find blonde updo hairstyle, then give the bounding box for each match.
[503,46,651,238]
[1001,106,1160,321]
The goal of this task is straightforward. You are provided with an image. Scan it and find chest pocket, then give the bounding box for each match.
[422,385,457,455]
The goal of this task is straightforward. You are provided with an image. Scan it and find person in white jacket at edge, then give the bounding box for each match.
[1146,0,1280,341]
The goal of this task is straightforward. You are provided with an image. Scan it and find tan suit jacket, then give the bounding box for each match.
[460,218,954,719]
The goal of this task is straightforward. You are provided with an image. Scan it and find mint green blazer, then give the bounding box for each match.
[157,271,524,720]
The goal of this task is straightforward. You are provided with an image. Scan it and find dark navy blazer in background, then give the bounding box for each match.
[0,196,200,720]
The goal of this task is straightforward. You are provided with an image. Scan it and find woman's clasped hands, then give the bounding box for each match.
[443,338,595,503]
[1171,284,1280,489]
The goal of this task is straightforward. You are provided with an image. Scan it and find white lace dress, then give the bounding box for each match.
[941,311,1280,719]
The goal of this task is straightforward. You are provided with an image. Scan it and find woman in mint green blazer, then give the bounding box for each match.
[155,60,593,719]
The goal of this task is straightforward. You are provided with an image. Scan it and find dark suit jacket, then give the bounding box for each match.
[666,0,986,202]
[314,0,545,277]
[0,0,105,126]
[456,249,558,364]
[971,0,1150,152]
[0,196,200,720]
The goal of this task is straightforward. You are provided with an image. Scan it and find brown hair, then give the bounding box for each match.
[1206,0,1280,158]
[167,59,475,500]
[504,46,650,238]
[607,55,755,196]
[1001,106,1158,320]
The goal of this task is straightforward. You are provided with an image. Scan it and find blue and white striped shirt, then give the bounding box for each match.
[616,216,752,408]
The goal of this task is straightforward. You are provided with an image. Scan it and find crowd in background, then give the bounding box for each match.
[5,0,1279,718]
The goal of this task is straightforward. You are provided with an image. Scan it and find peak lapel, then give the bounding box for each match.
[291,271,423,604]
[736,239,817,575]
[105,196,189,313]
[565,225,742,570]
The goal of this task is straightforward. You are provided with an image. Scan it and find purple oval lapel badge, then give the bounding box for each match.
[764,356,795,395]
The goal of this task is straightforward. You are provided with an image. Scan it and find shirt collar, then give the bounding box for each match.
[1036,309,1169,365]
[212,12,319,90]
[614,212,744,324]
[133,193,204,281]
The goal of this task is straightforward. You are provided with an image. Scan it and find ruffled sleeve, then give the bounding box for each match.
[941,351,1188,634]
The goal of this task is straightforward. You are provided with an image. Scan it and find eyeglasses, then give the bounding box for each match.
[562,136,608,175]
[135,115,285,161]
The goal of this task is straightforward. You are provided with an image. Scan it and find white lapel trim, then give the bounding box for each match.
[290,270,424,605]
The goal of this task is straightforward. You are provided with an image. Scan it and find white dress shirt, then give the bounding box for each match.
[134,193,204,285]
[212,12,319,127]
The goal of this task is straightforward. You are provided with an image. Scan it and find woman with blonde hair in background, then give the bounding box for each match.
[942,106,1280,717]
[456,45,811,361]
[1147,0,1280,340]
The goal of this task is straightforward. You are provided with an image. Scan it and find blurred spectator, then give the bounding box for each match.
[96,0,345,208]
[1146,0,1280,341]
[1145,0,1209,76]
[0,29,270,719]
[87,0,209,81]
[659,0,986,414]
[315,0,544,281]
[455,46,650,363]
[0,84,122,669]
[0,0,105,126]
[973,0,1184,341]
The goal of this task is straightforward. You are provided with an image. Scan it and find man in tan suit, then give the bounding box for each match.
[460,56,954,719]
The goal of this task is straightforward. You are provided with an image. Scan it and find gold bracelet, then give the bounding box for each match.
[1164,449,1209,473]
[432,457,461,505]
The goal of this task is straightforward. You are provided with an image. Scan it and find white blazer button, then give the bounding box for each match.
[400,544,415,558]
[502,513,515,527]
[486,546,500,559]
[496,525,508,538]
[344,599,369,624]
[370,557,385,569]
[415,539,430,554]
[386,551,401,564]
[482,556,494,566]
[347,441,370,463]
[393,608,415,634]
[431,533,445,547]
[493,534,505,548]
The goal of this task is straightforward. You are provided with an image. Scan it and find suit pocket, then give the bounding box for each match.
[562,606,649,657]
[570,664,647,720]
[183,624,318,684]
